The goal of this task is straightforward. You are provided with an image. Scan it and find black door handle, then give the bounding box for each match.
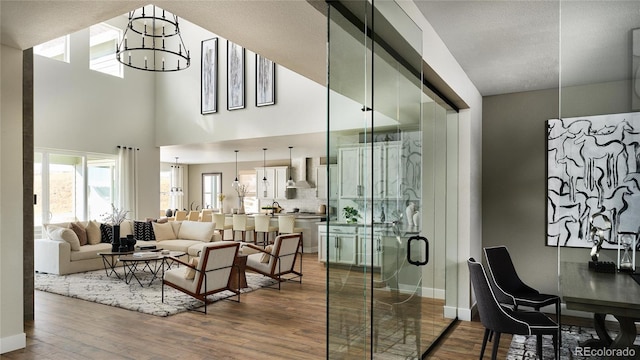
[407,235,428,266]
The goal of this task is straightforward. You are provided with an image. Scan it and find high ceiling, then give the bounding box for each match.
[3,1,637,162]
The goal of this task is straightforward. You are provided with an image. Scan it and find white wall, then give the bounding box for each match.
[1,44,26,354]
[400,2,484,320]
[34,17,160,219]
[154,20,326,147]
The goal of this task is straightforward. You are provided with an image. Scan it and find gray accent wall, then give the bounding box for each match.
[482,79,633,296]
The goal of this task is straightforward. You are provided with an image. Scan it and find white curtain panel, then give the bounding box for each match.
[118,146,138,219]
[170,164,184,210]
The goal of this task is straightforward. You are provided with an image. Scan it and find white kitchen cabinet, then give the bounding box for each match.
[318,225,357,264]
[357,230,382,268]
[315,164,338,200]
[339,143,397,200]
[256,166,290,200]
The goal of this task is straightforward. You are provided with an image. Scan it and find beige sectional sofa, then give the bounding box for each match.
[35,220,222,275]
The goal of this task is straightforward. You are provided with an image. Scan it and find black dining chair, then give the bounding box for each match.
[468,258,558,359]
[483,246,561,327]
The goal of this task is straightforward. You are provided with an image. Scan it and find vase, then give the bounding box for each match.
[238,197,245,214]
[111,225,121,252]
[165,208,173,217]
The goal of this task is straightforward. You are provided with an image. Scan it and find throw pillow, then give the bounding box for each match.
[177,221,215,242]
[48,225,81,251]
[70,222,88,246]
[134,221,156,241]
[260,245,274,263]
[184,258,199,280]
[99,223,113,243]
[152,222,175,241]
[85,220,102,245]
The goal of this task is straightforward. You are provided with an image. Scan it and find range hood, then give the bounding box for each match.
[287,158,314,189]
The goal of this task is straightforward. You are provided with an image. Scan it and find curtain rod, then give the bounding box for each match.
[117,145,140,150]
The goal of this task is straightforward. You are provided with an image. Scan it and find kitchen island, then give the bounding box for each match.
[221,213,325,253]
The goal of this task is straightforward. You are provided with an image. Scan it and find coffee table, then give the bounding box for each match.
[118,251,187,287]
[97,250,134,279]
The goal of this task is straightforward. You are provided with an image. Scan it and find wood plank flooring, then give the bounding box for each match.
[4,254,579,359]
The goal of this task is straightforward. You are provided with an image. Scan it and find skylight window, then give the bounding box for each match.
[90,23,122,77]
[34,35,69,62]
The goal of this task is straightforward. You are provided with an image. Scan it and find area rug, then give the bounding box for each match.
[507,324,640,359]
[35,269,277,317]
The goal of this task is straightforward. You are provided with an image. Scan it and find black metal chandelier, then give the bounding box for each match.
[116,5,190,72]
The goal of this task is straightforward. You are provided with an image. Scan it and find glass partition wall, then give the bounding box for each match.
[555,1,640,355]
[326,1,458,358]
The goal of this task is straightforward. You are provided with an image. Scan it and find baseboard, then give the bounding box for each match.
[1,332,26,354]
[443,305,457,319]
[419,286,445,299]
[458,304,474,321]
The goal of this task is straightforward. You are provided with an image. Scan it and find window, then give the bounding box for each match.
[34,150,116,230]
[202,173,222,210]
[34,35,69,62]
[90,23,122,77]
[160,168,171,212]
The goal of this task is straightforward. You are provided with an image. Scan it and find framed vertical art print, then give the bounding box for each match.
[201,38,217,114]
[227,41,245,110]
[256,54,275,106]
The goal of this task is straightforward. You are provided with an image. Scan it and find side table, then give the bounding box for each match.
[229,254,248,290]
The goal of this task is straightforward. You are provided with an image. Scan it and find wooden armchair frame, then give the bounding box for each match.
[244,233,302,290]
[162,242,240,314]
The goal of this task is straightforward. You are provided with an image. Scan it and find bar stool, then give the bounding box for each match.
[233,214,255,243]
[278,215,304,253]
[213,213,232,240]
[254,214,278,247]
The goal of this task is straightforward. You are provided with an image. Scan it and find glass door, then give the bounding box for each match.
[326,1,459,358]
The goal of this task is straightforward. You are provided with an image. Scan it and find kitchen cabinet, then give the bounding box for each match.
[318,225,357,264]
[338,142,399,200]
[357,230,382,268]
[256,166,290,200]
[315,164,338,200]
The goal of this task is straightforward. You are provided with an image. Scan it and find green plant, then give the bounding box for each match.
[343,206,361,224]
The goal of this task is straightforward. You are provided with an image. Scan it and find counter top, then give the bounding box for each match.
[223,213,326,221]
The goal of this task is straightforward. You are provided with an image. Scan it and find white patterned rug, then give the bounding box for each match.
[35,269,277,317]
[507,324,640,359]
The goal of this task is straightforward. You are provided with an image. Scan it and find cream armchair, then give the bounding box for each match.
[244,233,302,290]
[162,241,240,314]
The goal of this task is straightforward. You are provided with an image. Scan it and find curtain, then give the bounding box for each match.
[117,146,138,219]
[170,162,184,210]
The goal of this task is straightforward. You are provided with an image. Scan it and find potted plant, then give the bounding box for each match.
[343,206,361,224]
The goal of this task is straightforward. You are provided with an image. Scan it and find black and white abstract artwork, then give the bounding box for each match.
[547,112,640,249]
[201,38,217,114]
[227,41,245,110]
[256,54,275,107]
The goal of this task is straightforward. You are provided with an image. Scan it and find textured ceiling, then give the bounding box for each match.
[415,0,640,96]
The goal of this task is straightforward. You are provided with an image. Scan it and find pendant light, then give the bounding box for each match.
[262,148,269,197]
[286,146,296,188]
[232,150,239,189]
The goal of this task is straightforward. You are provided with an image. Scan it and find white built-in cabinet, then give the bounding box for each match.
[318,225,357,264]
[318,225,383,267]
[256,166,290,200]
[338,141,401,199]
[315,164,338,200]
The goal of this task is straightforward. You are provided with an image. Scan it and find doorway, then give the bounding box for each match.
[326,1,459,358]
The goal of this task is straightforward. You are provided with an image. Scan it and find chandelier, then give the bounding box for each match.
[286,146,295,187]
[116,5,190,72]
[232,150,240,189]
[262,148,269,197]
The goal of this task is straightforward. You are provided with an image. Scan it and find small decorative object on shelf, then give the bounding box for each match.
[406,202,416,227]
[343,206,361,224]
[617,232,636,272]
